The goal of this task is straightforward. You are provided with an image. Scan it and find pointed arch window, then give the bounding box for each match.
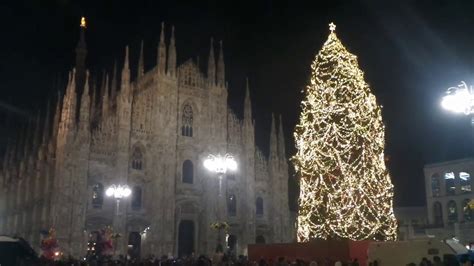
[131,186,142,210]
[447,200,458,223]
[182,160,194,184]
[256,197,264,216]
[181,104,193,137]
[227,194,237,216]
[132,147,143,170]
[92,183,104,209]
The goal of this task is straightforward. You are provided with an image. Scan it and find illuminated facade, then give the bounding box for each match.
[423,158,474,245]
[0,20,293,258]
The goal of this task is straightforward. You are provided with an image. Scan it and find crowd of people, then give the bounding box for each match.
[8,249,473,266]
[403,254,473,265]
[9,253,474,266]
[17,253,371,266]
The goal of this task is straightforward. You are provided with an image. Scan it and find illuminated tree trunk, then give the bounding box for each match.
[293,23,397,242]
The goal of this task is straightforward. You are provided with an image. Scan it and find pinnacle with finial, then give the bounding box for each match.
[159,22,165,45]
[171,25,175,42]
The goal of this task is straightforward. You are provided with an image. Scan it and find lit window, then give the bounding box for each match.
[447,200,458,223]
[445,172,456,195]
[460,172,471,193]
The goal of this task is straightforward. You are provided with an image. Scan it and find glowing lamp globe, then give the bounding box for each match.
[203,154,237,175]
[441,81,474,115]
[105,184,132,199]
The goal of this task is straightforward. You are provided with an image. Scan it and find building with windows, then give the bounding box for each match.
[423,158,474,245]
[0,20,293,259]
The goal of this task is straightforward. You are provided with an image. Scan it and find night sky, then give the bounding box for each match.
[2,0,474,207]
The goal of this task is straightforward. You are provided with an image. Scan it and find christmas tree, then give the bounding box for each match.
[293,23,397,241]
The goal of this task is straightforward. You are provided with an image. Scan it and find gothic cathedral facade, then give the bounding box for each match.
[0,21,293,258]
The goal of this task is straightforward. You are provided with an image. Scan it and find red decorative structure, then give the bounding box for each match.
[248,240,371,265]
[97,226,115,257]
[40,228,59,260]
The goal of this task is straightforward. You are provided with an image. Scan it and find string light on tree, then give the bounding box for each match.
[292,22,398,242]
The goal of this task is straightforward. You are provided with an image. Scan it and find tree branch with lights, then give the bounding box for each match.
[292,23,398,242]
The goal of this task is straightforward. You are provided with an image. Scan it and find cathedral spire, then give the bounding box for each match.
[277,114,286,160]
[102,74,109,117]
[167,25,176,77]
[52,90,61,140]
[217,40,225,87]
[61,69,77,132]
[121,46,131,97]
[42,100,51,145]
[15,123,26,161]
[79,71,91,131]
[269,113,278,161]
[3,138,12,170]
[207,37,216,86]
[158,22,167,75]
[100,70,106,95]
[244,77,252,122]
[111,60,118,100]
[23,117,34,158]
[32,110,42,151]
[90,78,97,118]
[75,17,87,91]
[138,40,145,78]
[8,136,16,166]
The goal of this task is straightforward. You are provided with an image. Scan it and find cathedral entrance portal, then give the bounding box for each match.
[128,232,141,260]
[178,220,194,258]
[227,234,237,256]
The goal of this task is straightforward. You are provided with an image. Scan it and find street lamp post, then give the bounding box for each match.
[442,82,474,226]
[106,184,132,215]
[105,184,131,258]
[203,153,237,253]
